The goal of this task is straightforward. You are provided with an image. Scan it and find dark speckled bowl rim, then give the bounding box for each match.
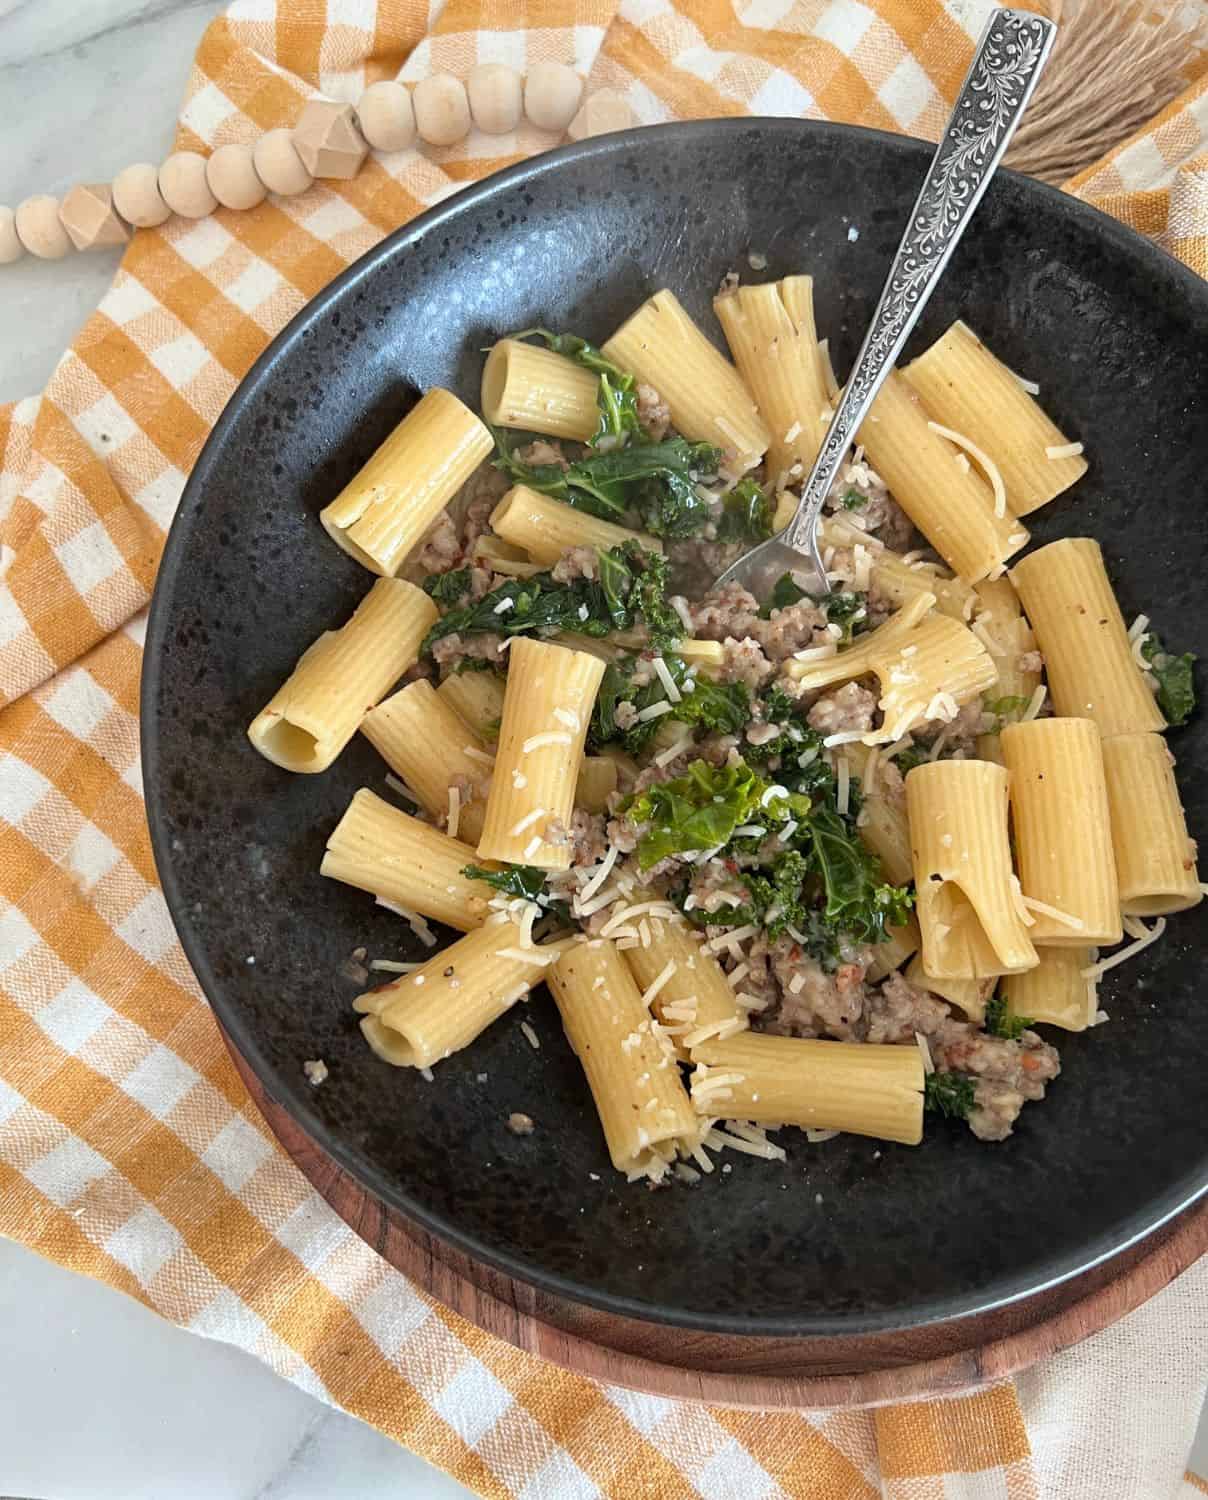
[142,118,1208,1339]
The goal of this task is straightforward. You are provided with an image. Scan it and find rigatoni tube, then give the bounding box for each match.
[321,788,495,932]
[248,578,436,773]
[481,338,600,441]
[691,1032,924,1147]
[361,920,571,1067]
[864,914,921,982]
[713,276,828,483]
[1003,947,1097,1032]
[476,638,605,870]
[320,389,492,576]
[1101,732,1202,915]
[856,370,1027,582]
[362,680,492,845]
[622,913,746,1060]
[601,289,769,473]
[903,320,1087,516]
[971,576,1042,704]
[490,485,661,566]
[906,761,1037,979]
[437,670,505,738]
[1001,718,1121,947]
[1010,538,1165,737]
[548,938,698,1180]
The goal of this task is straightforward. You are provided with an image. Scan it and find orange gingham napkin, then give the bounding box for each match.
[2,2,1207,1495]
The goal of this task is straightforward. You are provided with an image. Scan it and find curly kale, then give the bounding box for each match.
[924,1072,976,1119]
[422,567,476,607]
[590,654,749,754]
[984,992,1032,1041]
[715,479,775,543]
[1142,630,1196,727]
[513,328,642,445]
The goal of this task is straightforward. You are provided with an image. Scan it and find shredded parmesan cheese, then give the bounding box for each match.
[446,783,461,840]
[509,806,547,837]
[522,731,573,753]
[928,420,1009,517]
[1045,441,1084,460]
[1021,895,1085,931]
[652,656,682,703]
[1082,918,1166,979]
[635,700,675,723]
[1021,684,1047,722]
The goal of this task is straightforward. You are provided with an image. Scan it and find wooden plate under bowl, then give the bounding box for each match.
[227,1036,1206,1409]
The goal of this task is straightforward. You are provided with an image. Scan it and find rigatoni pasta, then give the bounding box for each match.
[601,289,769,473]
[481,338,600,441]
[971,576,1042,706]
[362,680,492,844]
[1002,948,1098,1032]
[1011,538,1165,736]
[907,761,1038,978]
[437,669,506,738]
[321,788,495,932]
[1000,718,1121,947]
[622,913,746,1059]
[320,389,492,576]
[1101,733,1202,915]
[691,1032,924,1146]
[490,485,661,565]
[476,637,604,869]
[904,320,1088,516]
[713,276,829,484]
[360,920,572,1067]
[248,578,436,773]
[856,370,1028,582]
[548,938,699,1181]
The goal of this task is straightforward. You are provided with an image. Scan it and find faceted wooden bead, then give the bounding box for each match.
[112,163,172,228]
[14,196,72,259]
[0,206,26,264]
[253,129,314,197]
[59,184,130,251]
[524,62,583,132]
[292,99,368,180]
[207,143,267,211]
[159,152,219,218]
[357,81,416,152]
[567,90,637,142]
[413,74,471,147]
[467,64,523,135]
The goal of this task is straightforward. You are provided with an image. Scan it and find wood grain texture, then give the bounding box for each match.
[225,1036,1206,1409]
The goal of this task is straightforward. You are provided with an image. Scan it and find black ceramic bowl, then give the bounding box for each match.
[143,120,1208,1337]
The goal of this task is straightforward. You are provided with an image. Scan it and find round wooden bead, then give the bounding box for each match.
[524,62,583,133]
[112,163,172,228]
[206,143,267,211]
[357,81,416,152]
[0,207,24,264]
[253,129,314,197]
[159,151,218,219]
[467,64,523,135]
[413,74,472,147]
[14,196,72,259]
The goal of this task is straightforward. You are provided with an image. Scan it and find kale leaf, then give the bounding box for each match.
[756,574,867,640]
[924,1072,976,1119]
[760,573,808,616]
[462,863,567,917]
[716,479,775,543]
[984,991,1032,1041]
[625,760,809,869]
[422,567,475,607]
[797,805,913,947]
[1142,631,1197,727]
[515,328,641,445]
[422,542,680,654]
[590,654,749,754]
[841,487,867,510]
[983,693,1030,731]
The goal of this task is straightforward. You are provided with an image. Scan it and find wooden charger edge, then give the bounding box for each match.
[225,1036,1207,1409]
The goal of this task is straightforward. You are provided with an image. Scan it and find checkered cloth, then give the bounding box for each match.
[1,2,1206,1496]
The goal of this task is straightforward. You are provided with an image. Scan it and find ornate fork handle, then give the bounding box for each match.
[782,7,1056,562]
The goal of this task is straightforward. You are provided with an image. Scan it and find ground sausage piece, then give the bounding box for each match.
[807,681,878,737]
[763,937,869,1041]
[865,972,951,1044]
[415,510,460,573]
[966,1081,1028,1142]
[721,637,775,689]
[930,1026,1060,1101]
[690,582,831,663]
[913,696,989,753]
[552,545,599,582]
[755,602,831,661]
[517,438,568,469]
[605,815,640,854]
[690,582,763,642]
[636,382,671,441]
[569,809,607,867]
[431,631,506,671]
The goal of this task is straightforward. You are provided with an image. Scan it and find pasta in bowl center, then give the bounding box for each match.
[246,276,1201,1189]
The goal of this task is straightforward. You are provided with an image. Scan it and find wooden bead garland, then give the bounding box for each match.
[468,64,524,135]
[2,65,642,269]
[159,151,219,219]
[112,163,172,228]
[252,130,314,197]
[1,206,26,264]
[207,144,267,211]
[357,81,416,152]
[413,74,472,147]
[15,196,72,259]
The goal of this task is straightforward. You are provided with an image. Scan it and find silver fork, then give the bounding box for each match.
[714,7,1056,602]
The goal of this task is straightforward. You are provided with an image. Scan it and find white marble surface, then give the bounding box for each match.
[1,3,1206,1495]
